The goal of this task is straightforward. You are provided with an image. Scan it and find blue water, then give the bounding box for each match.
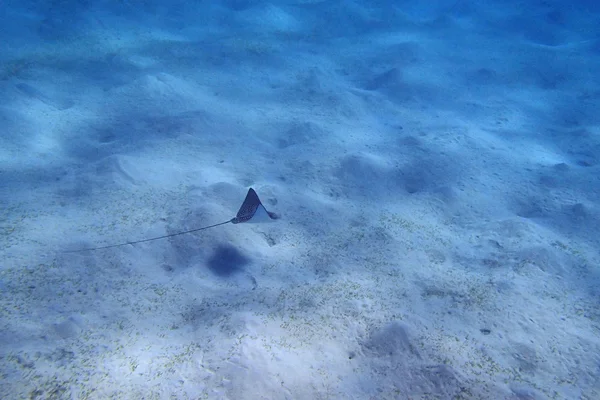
[1,1,599,399]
